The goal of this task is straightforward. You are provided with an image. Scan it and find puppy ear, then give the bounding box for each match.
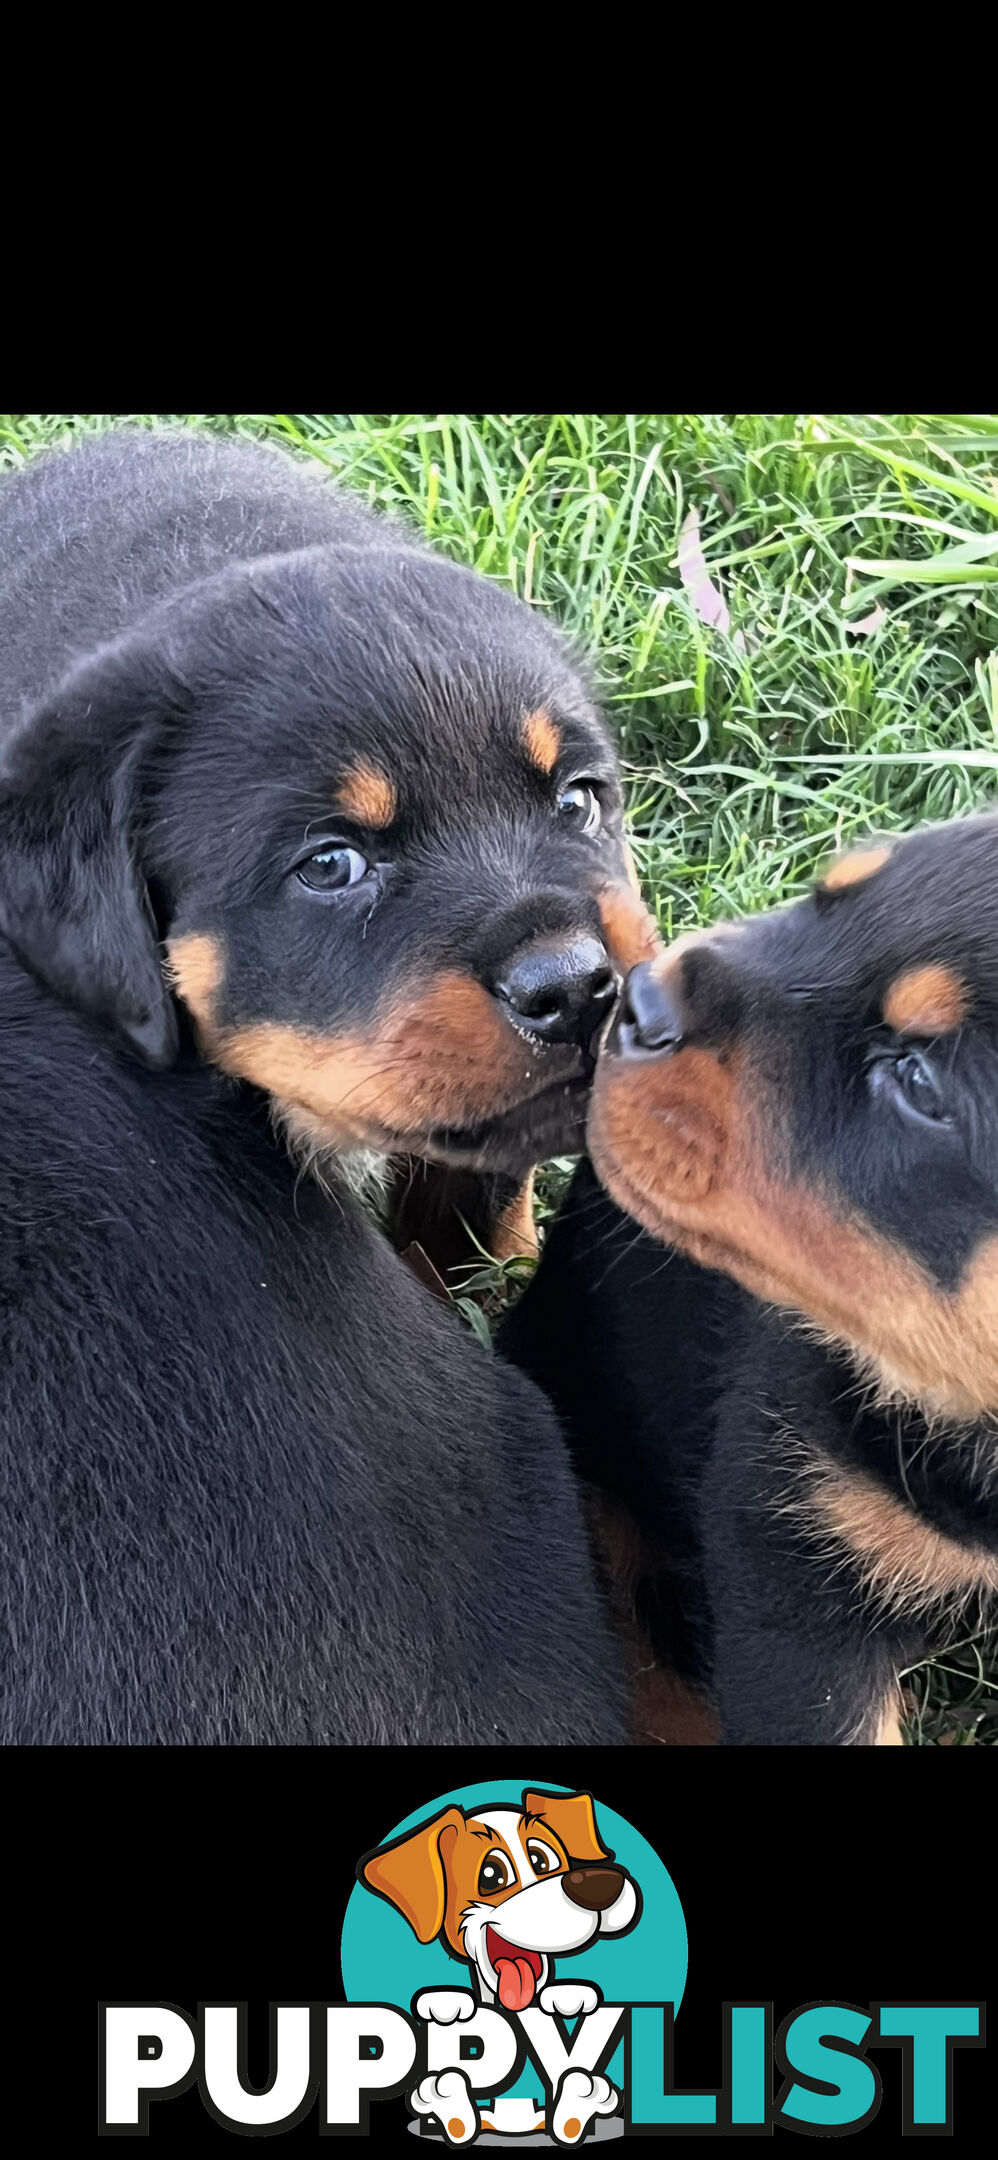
[522,1789,610,1865]
[0,644,178,1067]
[358,1807,466,1943]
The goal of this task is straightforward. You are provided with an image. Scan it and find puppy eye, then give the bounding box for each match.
[868,1044,949,1126]
[556,782,601,834]
[894,1049,945,1121]
[296,845,369,893]
[526,1840,560,1877]
[478,1851,516,1895]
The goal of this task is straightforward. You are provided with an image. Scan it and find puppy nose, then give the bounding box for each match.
[563,1865,625,1912]
[494,934,616,1047]
[610,960,686,1056]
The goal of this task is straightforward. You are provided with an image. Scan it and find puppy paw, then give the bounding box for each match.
[414,1989,477,2025]
[538,1982,601,2019]
[410,2069,478,2144]
[552,2068,618,2145]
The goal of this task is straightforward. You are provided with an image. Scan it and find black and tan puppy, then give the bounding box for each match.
[503,817,998,1744]
[0,426,656,1745]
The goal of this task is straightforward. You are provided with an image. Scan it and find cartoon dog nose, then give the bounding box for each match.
[563,1865,625,1911]
[494,935,616,1048]
[610,960,686,1056]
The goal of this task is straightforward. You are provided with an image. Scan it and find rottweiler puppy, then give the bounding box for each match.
[0,426,655,1745]
[502,817,998,1744]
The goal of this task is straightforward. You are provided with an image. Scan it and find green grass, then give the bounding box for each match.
[4,410,998,1742]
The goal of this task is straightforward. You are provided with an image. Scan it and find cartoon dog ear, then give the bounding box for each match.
[0,638,179,1068]
[522,1790,610,1865]
[358,1807,466,1944]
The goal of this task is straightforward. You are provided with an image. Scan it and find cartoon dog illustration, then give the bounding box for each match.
[359,1787,640,2143]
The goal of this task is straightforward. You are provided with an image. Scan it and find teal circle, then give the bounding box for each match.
[341,1780,687,2103]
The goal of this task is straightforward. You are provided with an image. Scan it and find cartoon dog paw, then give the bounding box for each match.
[414,1989,477,2026]
[538,1982,601,2019]
[552,2068,618,2145]
[410,2069,479,2144]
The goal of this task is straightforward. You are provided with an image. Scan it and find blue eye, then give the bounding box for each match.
[296,845,369,893]
[557,782,601,834]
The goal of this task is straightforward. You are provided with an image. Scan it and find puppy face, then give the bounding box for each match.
[359,1787,639,2009]
[139,547,657,1173]
[590,815,998,1418]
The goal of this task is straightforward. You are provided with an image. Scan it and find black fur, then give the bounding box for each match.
[0,427,630,1744]
[503,819,998,1745]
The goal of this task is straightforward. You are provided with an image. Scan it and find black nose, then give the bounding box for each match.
[610,960,686,1057]
[494,934,616,1047]
[563,1865,625,1912]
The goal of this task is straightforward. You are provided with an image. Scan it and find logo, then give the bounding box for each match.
[98,1780,984,2140]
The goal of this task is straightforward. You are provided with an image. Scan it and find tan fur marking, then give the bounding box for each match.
[811,1461,998,1616]
[335,758,397,829]
[201,971,578,1158]
[819,844,892,893]
[777,1442,998,1620]
[883,963,968,1037]
[597,885,662,972]
[871,1698,905,1747]
[590,992,998,1416]
[491,1173,539,1263]
[522,707,561,774]
[166,933,224,1028]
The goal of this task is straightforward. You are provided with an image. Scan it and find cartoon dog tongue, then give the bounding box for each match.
[488,1932,543,2011]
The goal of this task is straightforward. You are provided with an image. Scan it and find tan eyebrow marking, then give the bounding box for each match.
[335,759,397,829]
[883,963,968,1037]
[522,707,561,774]
[818,843,892,894]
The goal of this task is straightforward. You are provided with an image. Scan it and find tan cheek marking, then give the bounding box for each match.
[597,884,662,971]
[522,707,561,773]
[335,758,397,829]
[590,1043,736,1209]
[819,843,892,893]
[201,971,533,1149]
[589,1046,998,1416]
[166,933,224,1028]
[883,963,967,1036]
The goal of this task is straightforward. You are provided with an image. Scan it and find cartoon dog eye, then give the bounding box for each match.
[525,1838,561,1877]
[478,1850,518,1895]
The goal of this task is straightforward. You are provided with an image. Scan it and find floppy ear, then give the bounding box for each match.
[358,1806,466,1943]
[522,1789,610,1865]
[0,640,179,1066]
